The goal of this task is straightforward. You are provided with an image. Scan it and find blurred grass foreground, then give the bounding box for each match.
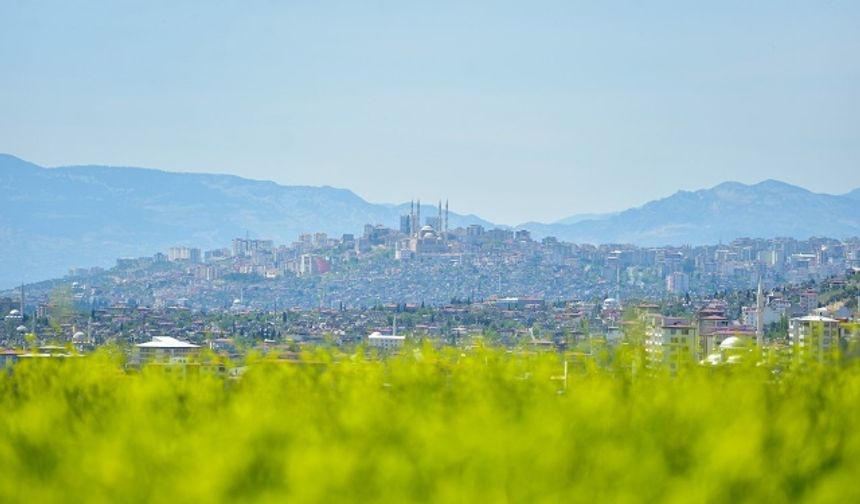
[1,346,859,503]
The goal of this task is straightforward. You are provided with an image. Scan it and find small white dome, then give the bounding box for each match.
[602,298,621,310]
[16,325,27,332]
[8,309,20,316]
[73,331,86,342]
[719,336,747,351]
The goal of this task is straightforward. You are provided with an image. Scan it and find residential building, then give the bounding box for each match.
[646,317,699,374]
[789,315,841,363]
[168,247,201,263]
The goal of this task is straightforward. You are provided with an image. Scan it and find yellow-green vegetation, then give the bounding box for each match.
[1,347,860,503]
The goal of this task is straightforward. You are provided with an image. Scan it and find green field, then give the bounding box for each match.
[1,347,859,503]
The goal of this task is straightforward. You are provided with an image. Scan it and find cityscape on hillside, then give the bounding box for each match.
[5,152,860,288]
[4,197,860,369]
[8,196,860,308]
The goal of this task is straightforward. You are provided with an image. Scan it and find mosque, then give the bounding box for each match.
[700,279,765,366]
[396,199,450,258]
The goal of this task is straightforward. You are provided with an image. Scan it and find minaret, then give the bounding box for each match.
[19,283,24,317]
[444,199,449,239]
[438,200,442,232]
[755,278,764,347]
[416,199,421,236]
[410,200,415,236]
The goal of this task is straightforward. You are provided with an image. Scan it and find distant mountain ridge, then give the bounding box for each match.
[519,179,860,245]
[0,154,492,287]
[3,153,860,288]
[552,212,617,226]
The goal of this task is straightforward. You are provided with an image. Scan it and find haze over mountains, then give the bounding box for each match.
[0,154,493,287]
[3,153,860,288]
[534,180,860,245]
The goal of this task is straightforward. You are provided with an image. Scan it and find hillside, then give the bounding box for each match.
[0,154,492,287]
[4,152,860,287]
[522,180,860,245]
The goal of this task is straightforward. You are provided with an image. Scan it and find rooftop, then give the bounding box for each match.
[135,336,201,349]
[368,331,406,341]
[794,315,838,323]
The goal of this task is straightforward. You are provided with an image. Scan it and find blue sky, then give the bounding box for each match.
[1,1,858,224]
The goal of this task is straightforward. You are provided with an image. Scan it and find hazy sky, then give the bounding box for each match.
[1,1,858,224]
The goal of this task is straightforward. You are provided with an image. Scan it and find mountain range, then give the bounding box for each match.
[0,154,491,288]
[528,180,860,245]
[2,153,860,288]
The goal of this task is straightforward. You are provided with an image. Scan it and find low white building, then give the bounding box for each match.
[741,304,785,328]
[367,331,405,351]
[134,336,201,365]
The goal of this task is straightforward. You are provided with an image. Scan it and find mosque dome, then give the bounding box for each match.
[719,336,747,351]
[73,331,86,342]
[420,226,437,239]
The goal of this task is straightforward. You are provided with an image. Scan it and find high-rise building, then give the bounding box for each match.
[799,290,818,315]
[299,254,331,276]
[313,233,328,248]
[665,272,690,295]
[232,239,273,258]
[789,315,841,363]
[400,214,412,235]
[645,316,699,374]
[168,247,201,263]
[466,224,485,237]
